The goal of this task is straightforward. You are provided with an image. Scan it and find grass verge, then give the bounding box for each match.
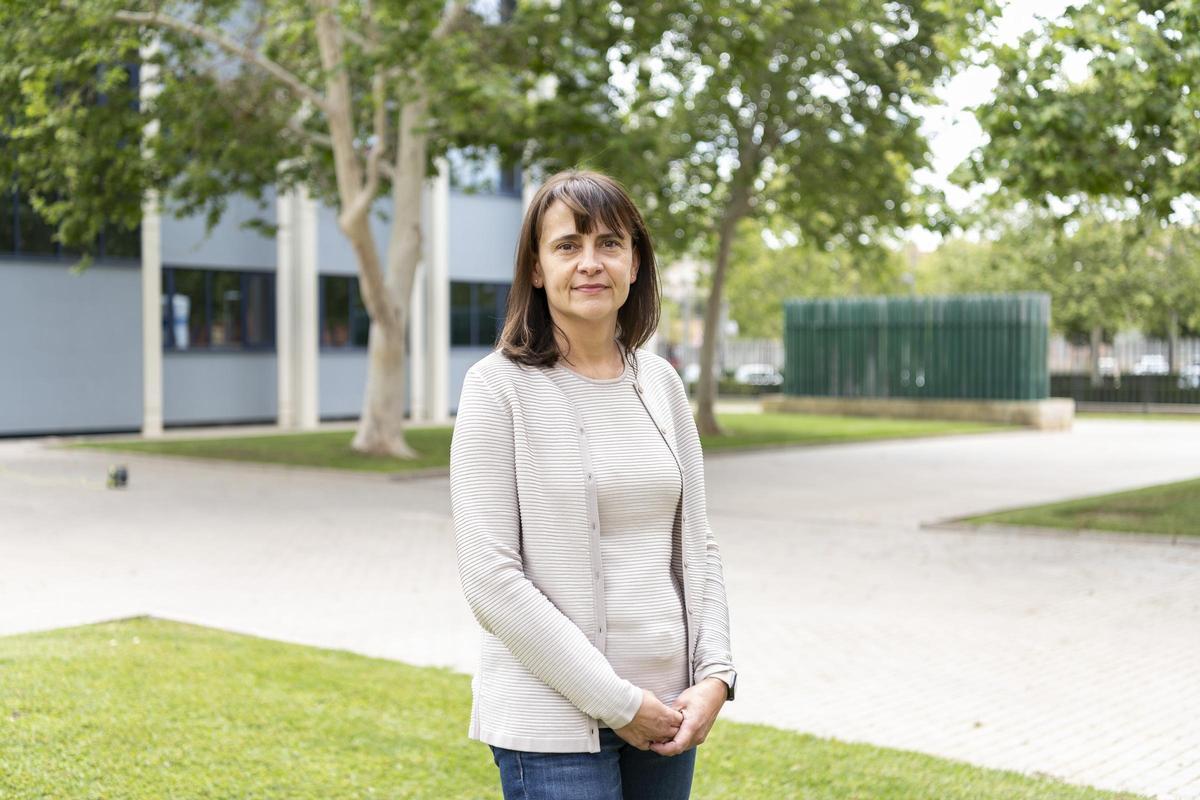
[73,414,1012,472]
[1,618,1144,799]
[963,476,1200,538]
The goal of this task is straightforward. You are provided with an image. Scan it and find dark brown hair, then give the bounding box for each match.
[497,169,660,369]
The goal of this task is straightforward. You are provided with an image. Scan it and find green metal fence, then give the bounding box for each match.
[783,293,1051,401]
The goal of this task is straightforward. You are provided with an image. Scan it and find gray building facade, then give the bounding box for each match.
[0,155,522,437]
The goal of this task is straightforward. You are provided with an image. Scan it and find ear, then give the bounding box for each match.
[630,249,639,284]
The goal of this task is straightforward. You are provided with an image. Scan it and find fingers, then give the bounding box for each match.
[649,738,685,756]
[648,714,699,757]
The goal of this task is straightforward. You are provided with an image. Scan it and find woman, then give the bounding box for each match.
[449,169,737,800]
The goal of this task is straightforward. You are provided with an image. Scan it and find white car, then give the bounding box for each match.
[733,363,784,386]
[1132,354,1170,376]
[1178,362,1200,390]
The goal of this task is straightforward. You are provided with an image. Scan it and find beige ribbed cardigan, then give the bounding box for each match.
[449,345,736,754]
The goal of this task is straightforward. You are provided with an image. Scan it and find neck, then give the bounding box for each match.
[552,317,622,371]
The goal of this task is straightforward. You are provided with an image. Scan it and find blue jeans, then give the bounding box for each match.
[489,728,697,800]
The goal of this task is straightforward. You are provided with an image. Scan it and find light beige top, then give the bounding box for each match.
[449,344,736,754]
[547,356,689,724]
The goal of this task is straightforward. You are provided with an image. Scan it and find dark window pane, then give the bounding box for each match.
[0,189,14,253]
[349,279,369,347]
[244,274,272,347]
[451,281,472,308]
[211,271,242,346]
[170,269,208,349]
[497,283,510,338]
[103,222,140,258]
[499,161,521,196]
[16,194,57,255]
[321,275,350,347]
[160,271,173,347]
[478,283,500,347]
[451,281,473,346]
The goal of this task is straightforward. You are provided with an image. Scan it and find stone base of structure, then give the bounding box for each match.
[761,395,1076,431]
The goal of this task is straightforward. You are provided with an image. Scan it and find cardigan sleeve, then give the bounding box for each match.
[450,367,644,729]
[665,368,737,685]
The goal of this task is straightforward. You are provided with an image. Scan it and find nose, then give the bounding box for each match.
[578,243,603,272]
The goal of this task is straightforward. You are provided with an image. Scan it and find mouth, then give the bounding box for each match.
[574,285,609,293]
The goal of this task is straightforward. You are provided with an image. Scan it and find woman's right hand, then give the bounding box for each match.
[613,690,685,750]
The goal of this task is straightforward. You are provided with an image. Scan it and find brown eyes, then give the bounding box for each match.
[556,240,621,252]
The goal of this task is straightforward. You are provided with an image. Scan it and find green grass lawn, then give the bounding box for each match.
[74,414,1011,472]
[1,618,1145,800]
[964,476,1200,538]
[75,427,455,473]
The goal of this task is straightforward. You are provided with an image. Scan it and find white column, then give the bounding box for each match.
[428,156,451,424]
[275,183,319,430]
[140,38,163,437]
[140,192,163,437]
[275,188,295,429]
[296,186,319,429]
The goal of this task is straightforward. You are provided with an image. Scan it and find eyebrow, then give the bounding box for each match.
[547,231,623,246]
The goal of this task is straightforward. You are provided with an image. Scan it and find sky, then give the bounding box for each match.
[906,0,1081,251]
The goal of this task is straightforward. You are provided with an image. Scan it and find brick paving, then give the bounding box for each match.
[1,418,1198,798]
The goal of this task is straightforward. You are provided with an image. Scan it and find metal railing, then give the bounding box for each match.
[1050,374,1200,406]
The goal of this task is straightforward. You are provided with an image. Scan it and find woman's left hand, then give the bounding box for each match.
[647,677,728,757]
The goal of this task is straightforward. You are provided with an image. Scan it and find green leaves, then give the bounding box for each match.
[917,208,1200,339]
[962,0,1198,221]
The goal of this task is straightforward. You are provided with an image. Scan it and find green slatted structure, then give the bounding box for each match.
[782,293,1050,401]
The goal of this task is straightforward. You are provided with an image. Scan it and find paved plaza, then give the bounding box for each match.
[2,418,1198,798]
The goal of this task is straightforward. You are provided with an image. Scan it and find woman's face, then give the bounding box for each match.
[532,199,638,332]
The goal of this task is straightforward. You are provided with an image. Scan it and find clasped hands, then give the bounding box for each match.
[614,678,727,756]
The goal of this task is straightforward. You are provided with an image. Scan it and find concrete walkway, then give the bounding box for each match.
[1,419,1198,798]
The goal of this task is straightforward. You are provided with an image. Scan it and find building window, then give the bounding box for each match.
[162,267,275,351]
[319,274,370,348]
[451,280,510,347]
[0,186,140,259]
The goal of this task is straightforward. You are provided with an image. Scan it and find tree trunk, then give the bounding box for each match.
[696,187,751,437]
[350,96,429,456]
[1089,325,1104,388]
[352,314,418,457]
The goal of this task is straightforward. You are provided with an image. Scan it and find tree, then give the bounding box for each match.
[955,0,1199,222]
[915,209,1200,383]
[0,0,641,455]
[610,0,995,435]
[721,217,906,340]
[952,0,1200,369]
[1125,224,1200,368]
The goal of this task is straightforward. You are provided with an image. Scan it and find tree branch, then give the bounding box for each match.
[434,0,472,38]
[112,9,331,116]
[286,116,334,151]
[343,71,386,225]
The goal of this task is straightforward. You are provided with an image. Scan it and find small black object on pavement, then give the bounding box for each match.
[107,465,128,489]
